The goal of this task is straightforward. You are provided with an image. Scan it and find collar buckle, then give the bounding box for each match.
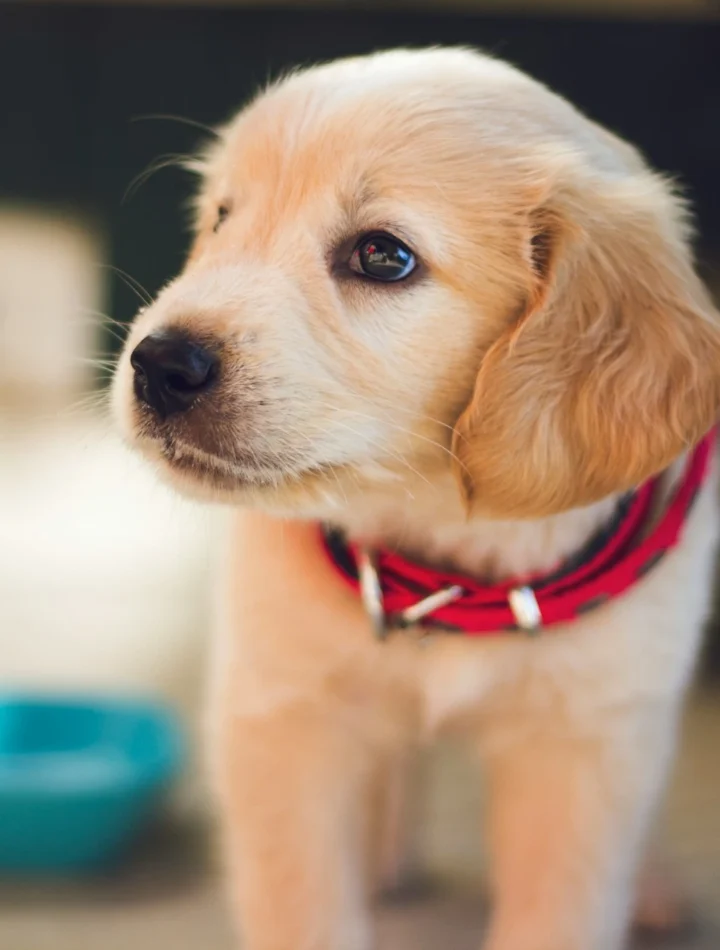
[357,546,464,640]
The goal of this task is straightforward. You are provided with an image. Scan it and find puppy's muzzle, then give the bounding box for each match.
[130,329,219,419]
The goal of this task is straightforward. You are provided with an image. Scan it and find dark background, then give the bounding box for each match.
[2,3,720,329]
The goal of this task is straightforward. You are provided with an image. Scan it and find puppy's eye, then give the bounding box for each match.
[348,233,416,282]
[213,204,230,233]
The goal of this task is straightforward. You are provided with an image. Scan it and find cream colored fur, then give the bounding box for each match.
[113,48,720,950]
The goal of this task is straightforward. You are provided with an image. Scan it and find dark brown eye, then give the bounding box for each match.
[348,233,416,282]
[213,204,230,233]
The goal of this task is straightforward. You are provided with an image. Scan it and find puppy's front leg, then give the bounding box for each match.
[215,700,373,950]
[480,706,678,950]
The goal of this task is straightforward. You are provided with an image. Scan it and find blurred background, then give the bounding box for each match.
[1,1,720,948]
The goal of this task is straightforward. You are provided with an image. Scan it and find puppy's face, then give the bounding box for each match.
[114,49,720,519]
[114,52,531,514]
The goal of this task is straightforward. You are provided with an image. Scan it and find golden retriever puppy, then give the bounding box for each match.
[113,48,720,950]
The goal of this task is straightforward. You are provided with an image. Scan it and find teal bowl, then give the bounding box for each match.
[0,693,185,873]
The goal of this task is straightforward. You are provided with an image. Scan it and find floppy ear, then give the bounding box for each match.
[452,167,720,518]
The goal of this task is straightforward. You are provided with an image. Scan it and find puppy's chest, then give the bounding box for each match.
[404,509,717,733]
[394,624,576,736]
[402,597,683,739]
[334,466,720,735]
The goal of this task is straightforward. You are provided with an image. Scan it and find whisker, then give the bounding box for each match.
[131,113,220,138]
[328,465,350,505]
[287,373,460,437]
[103,326,129,347]
[328,405,470,477]
[99,264,153,307]
[47,390,113,424]
[73,356,119,369]
[69,311,131,349]
[376,403,461,438]
[123,152,200,203]
[332,419,435,491]
[67,392,110,411]
[64,321,126,348]
[75,308,132,334]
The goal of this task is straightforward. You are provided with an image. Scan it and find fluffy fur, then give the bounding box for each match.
[113,48,720,950]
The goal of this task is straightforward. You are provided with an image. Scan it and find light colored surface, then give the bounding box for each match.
[1,687,719,949]
[0,410,222,707]
[0,209,104,408]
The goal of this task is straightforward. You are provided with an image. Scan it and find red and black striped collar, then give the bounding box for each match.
[322,431,716,640]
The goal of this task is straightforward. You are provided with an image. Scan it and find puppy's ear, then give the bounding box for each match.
[452,167,720,518]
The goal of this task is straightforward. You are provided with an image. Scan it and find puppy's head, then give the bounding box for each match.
[113,48,720,519]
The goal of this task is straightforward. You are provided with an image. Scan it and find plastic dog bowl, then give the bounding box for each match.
[0,693,185,873]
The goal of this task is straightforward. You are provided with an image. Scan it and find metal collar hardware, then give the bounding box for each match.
[507,586,542,633]
[357,545,464,640]
[358,547,544,639]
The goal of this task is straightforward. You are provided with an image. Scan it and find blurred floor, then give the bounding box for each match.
[1,688,720,950]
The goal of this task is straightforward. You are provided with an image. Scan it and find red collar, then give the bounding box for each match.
[322,432,716,639]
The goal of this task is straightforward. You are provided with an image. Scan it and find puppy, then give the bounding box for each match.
[113,48,720,950]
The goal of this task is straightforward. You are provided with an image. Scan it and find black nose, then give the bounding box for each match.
[130,330,218,419]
